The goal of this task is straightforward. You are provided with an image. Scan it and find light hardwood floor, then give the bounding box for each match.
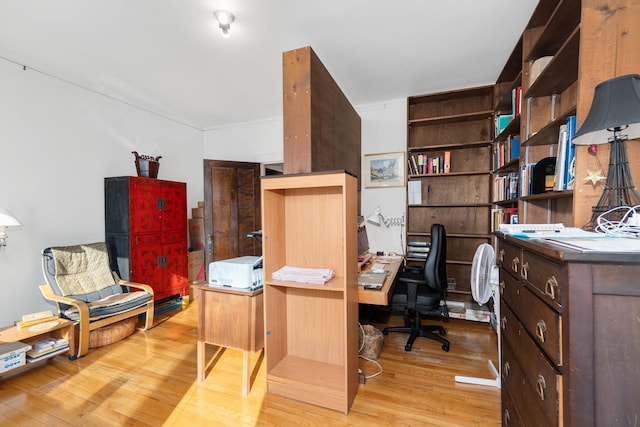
[0,303,500,426]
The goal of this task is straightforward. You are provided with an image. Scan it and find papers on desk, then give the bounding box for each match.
[272,266,335,285]
[543,237,640,252]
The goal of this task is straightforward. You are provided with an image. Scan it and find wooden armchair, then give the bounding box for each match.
[39,242,154,359]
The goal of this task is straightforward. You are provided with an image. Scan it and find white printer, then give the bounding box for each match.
[208,256,263,289]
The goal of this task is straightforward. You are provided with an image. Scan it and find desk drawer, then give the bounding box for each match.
[521,250,565,310]
[501,302,560,422]
[502,340,556,427]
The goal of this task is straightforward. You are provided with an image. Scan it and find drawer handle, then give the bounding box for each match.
[501,316,507,331]
[521,261,529,280]
[545,276,559,300]
[499,249,505,263]
[504,409,511,425]
[499,281,505,295]
[536,374,547,401]
[503,361,510,378]
[511,257,519,273]
[536,320,547,343]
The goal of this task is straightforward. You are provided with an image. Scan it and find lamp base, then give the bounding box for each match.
[587,133,640,229]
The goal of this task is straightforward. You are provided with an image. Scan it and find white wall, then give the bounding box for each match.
[202,98,407,255]
[358,99,407,255]
[0,56,407,327]
[0,60,203,326]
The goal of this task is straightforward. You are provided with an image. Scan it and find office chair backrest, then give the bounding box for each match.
[424,224,447,292]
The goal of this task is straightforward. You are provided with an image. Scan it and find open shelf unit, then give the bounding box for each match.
[261,171,358,414]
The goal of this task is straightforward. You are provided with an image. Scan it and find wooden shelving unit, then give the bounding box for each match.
[261,171,358,414]
[406,86,494,302]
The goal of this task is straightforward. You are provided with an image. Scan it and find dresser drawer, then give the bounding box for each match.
[498,238,522,276]
[501,276,562,367]
[521,249,565,310]
[502,340,556,427]
[502,383,525,427]
[501,302,561,422]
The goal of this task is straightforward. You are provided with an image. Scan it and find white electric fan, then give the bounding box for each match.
[454,243,501,388]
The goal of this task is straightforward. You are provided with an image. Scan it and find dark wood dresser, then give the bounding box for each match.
[497,234,640,426]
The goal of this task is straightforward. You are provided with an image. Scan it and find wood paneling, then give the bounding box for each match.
[282,47,361,185]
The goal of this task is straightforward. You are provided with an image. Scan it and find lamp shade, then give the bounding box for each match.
[572,74,640,145]
[0,209,21,227]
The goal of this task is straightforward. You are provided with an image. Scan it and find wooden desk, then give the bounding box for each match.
[192,284,264,396]
[357,256,402,306]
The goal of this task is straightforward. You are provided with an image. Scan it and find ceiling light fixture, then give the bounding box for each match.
[214,10,235,38]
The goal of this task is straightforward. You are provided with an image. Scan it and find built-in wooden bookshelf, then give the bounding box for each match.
[406,86,494,302]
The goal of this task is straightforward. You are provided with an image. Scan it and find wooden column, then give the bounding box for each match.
[574,0,640,227]
[282,47,361,187]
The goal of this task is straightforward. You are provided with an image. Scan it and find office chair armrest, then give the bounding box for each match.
[113,271,155,297]
[397,276,428,286]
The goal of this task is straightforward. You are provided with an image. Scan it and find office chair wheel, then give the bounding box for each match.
[405,343,412,352]
[442,343,450,352]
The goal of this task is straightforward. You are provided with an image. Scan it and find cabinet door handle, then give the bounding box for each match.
[511,257,519,273]
[536,320,547,343]
[503,361,510,378]
[521,261,529,280]
[158,255,167,267]
[504,409,511,425]
[536,374,547,401]
[545,276,558,300]
[501,316,507,331]
[499,249,505,263]
[499,281,505,295]
[157,197,166,210]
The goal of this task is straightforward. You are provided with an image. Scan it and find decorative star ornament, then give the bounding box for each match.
[584,169,606,186]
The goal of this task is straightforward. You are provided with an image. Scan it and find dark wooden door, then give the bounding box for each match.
[203,160,261,268]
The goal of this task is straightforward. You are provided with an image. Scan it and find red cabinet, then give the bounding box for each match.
[105,176,188,301]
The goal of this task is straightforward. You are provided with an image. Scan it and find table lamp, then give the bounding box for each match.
[572,74,640,228]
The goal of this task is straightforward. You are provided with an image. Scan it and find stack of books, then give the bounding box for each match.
[26,337,69,362]
[14,310,59,330]
[407,241,430,259]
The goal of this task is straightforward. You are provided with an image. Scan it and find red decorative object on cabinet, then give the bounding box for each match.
[105,176,188,301]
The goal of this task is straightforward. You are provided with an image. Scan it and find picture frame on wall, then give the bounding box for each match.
[364,152,405,188]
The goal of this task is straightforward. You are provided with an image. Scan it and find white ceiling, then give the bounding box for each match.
[0,0,539,130]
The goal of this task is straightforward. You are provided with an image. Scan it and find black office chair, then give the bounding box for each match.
[383,223,450,352]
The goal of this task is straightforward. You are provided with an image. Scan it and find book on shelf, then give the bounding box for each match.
[15,315,60,330]
[407,240,429,247]
[495,114,513,136]
[565,115,577,190]
[512,86,522,117]
[443,151,451,174]
[25,337,69,361]
[554,124,568,191]
[407,251,428,259]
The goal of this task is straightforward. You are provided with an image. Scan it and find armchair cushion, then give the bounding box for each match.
[49,242,117,297]
[62,291,152,321]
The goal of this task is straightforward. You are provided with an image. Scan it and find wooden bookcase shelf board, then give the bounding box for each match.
[261,171,358,414]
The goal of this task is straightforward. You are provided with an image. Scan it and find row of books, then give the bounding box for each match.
[493,134,520,170]
[493,171,519,202]
[492,207,519,231]
[511,86,523,117]
[407,240,429,259]
[553,115,577,191]
[408,152,451,175]
[495,113,514,137]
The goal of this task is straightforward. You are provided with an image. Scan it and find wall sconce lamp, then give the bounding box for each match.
[214,10,235,38]
[366,206,406,259]
[572,74,640,228]
[0,208,21,247]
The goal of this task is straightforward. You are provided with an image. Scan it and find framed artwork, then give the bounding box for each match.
[364,151,405,188]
